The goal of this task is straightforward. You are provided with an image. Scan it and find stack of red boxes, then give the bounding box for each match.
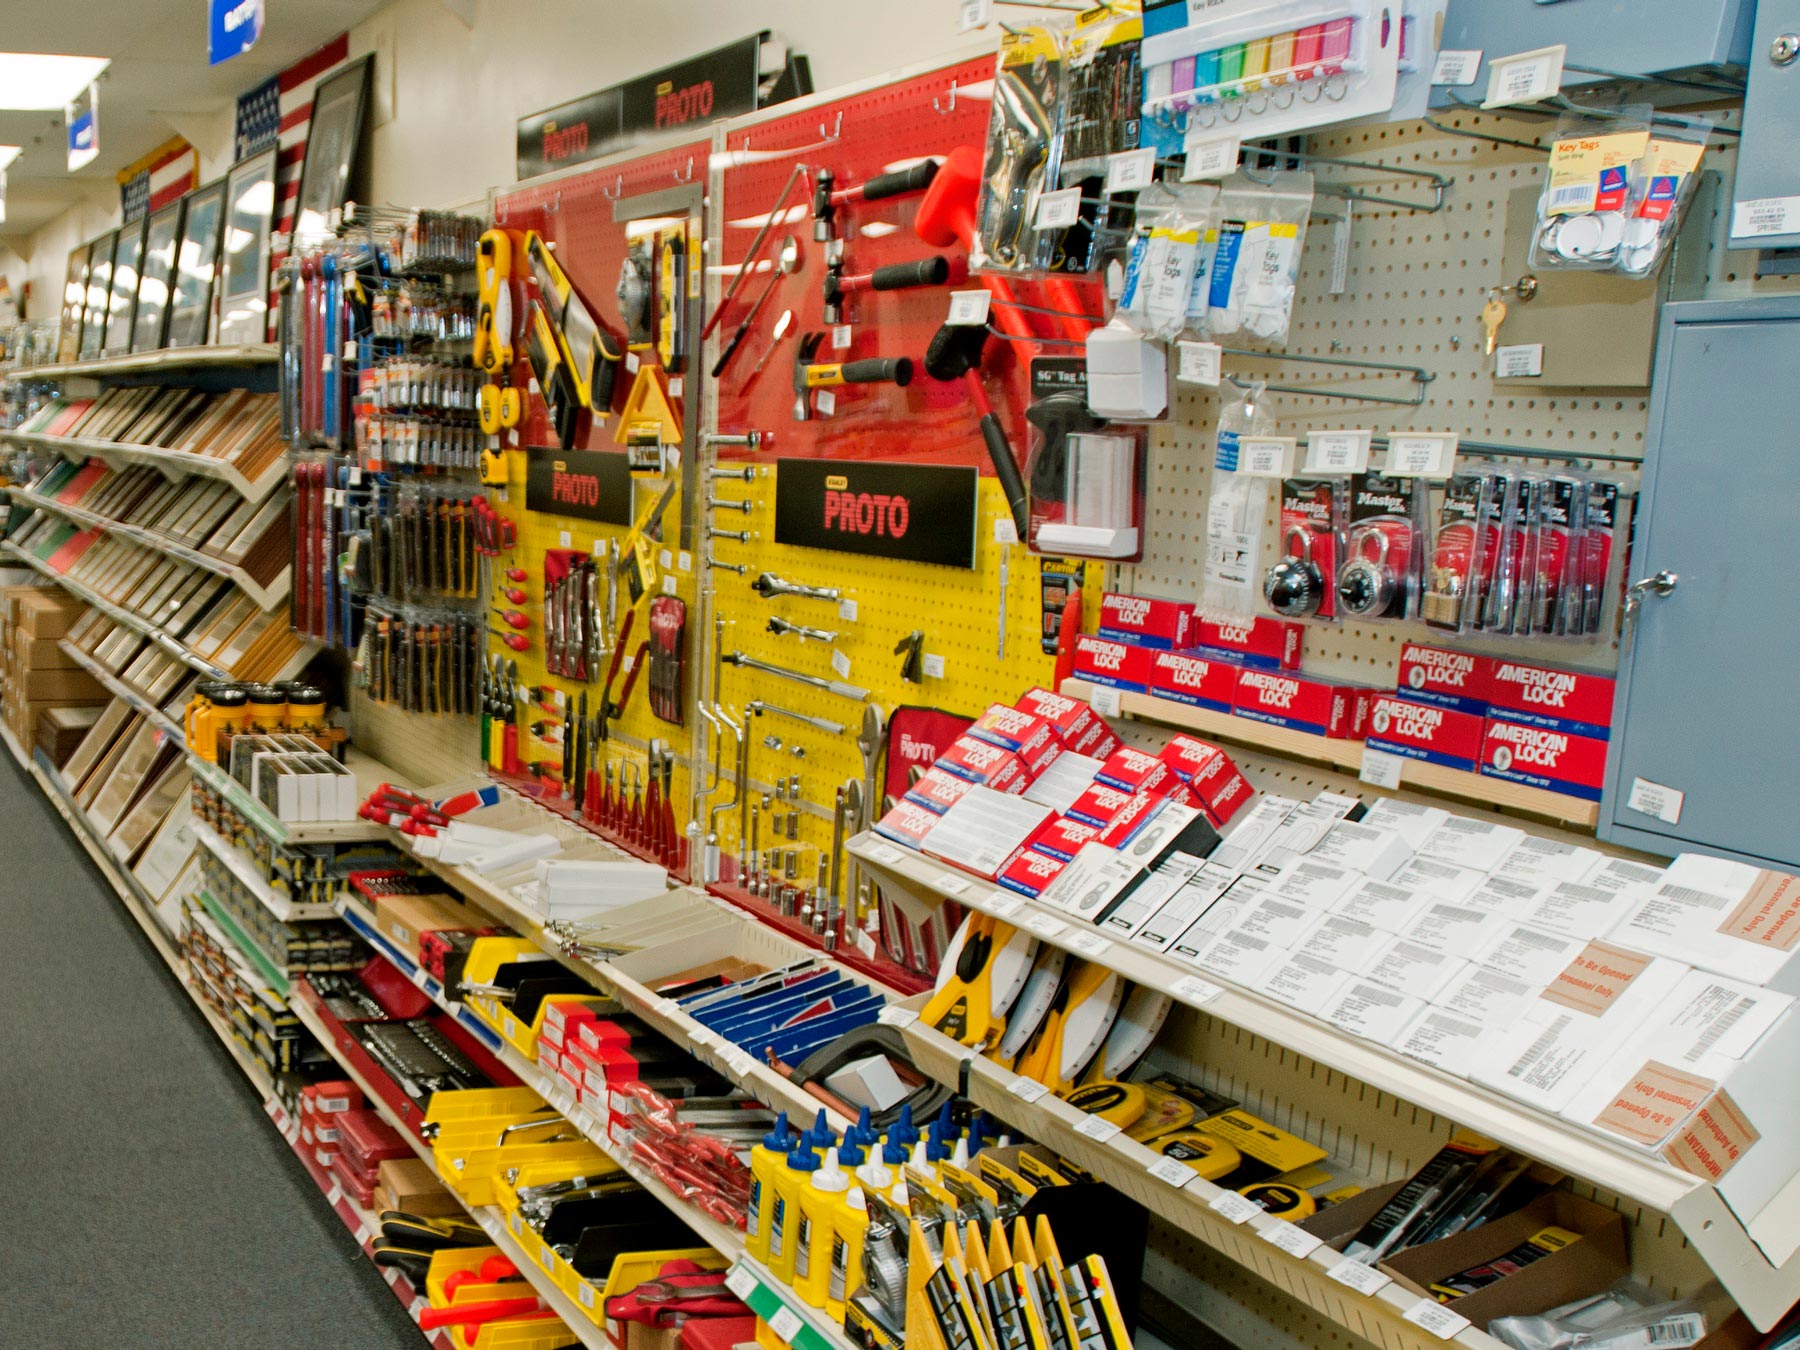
[299,1080,364,1172]
[332,1108,411,1206]
[877,679,1256,901]
[1365,642,1615,800]
[1072,592,1376,741]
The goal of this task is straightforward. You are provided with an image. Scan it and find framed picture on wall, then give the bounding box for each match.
[78,228,117,361]
[216,150,276,347]
[293,55,373,244]
[103,217,146,357]
[131,200,185,352]
[59,243,91,363]
[167,178,225,349]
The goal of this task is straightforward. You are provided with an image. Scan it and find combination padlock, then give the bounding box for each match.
[1338,526,1398,618]
[1264,524,1325,618]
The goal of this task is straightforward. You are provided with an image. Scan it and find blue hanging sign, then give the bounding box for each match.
[210,0,265,66]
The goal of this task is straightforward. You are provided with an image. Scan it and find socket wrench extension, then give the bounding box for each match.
[725,651,868,701]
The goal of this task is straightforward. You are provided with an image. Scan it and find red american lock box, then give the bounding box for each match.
[967,704,1064,776]
[903,768,976,816]
[1233,670,1360,739]
[1479,719,1608,800]
[936,736,1032,792]
[997,848,1069,899]
[1099,592,1194,650]
[1157,736,1254,827]
[1014,687,1105,755]
[1065,780,1140,829]
[1029,814,1103,862]
[1149,651,1240,712]
[1073,634,1154,692]
[1486,660,1616,740]
[1398,642,1496,717]
[1096,746,1175,796]
[875,798,938,850]
[1191,615,1304,670]
[1364,696,1486,771]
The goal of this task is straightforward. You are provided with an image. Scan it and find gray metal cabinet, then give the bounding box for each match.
[1732,0,1800,251]
[1600,299,1800,869]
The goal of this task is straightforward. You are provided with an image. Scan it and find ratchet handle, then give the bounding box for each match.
[868,256,951,292]
[840,356,914,387]
[860,160,940,202]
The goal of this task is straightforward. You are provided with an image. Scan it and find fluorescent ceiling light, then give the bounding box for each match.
[0,54,109,111]
[0,147,19,173]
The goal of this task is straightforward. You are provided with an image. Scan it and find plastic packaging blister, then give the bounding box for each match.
[1423,472,1495,633]
[1264,474,1347,623]
[1529,108,1653,272]
[1197,381,1274,621]
[1196,171,1314,348]
[1489,1278,1720,1350]
[974,21,1070,277]
[1337,471,1423,622]
[1615,117,1714,277]
[1116,183,1218,342]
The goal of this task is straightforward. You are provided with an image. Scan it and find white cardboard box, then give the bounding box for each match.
[1608,854,1800,992]
[1305,820,1415,882]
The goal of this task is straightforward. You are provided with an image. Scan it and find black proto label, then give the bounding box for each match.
[525,446,633,525]
[774,458,978,569]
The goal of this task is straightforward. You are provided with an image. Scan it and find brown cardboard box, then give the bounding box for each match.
[36,705,105,767]
[11,666,106,702]
[15,589,85,639]
[373,1158,462,1218]
[625,1324,683,1350]
[11,633,79,670]
[1379,1191,1628,1328]
[375,889,484,959]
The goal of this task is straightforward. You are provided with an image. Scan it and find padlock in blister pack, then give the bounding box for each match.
[1263,477,1345,622]
[1423,472,1495,633]
[1336,471,1422,622]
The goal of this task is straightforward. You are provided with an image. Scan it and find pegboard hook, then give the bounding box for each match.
[819,112,843,143]
[985,323,1085,348]
[600,175,624,202]
[1222,349,1436,407]
[933,81,958,115]
[1238,147,1451,213]
[673,157,695,186]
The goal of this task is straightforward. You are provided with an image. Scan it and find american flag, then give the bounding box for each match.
[233,31,349,334]
[118,138,198,222]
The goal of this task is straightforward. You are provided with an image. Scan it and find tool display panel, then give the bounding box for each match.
[483,139,711,880]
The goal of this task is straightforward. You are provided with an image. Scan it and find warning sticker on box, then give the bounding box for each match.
[1543,939,1650,1015]
[1594,1059,1717,1145]
[1719,871,1800,952]
[1662,1090,1760,1182]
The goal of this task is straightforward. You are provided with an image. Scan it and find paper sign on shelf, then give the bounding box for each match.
[1484,45,1565,109]
[1496,344,1544,378]
[1405,1299,1473,1340]
[1360,748,1406,790]
[1089,683,1123,717]
[948,290,992,326]
[726,1264,758,1300]
[1239,437,1298,477]
[1304,430,1372,474]
[878,1005,921,1028]
[1210,1191,1262,1224]
[770,1307,804,1342]
[1106,148,1156,194]
[1176,340,1223,387]
[1260,1221,1324,1259]
[1328,1257,1393,1297]
[1036,188,1082,229]
[1148,1156,1199,1189]
[1627,777,1684,825]
[1384,434,1458,478]
[1431,50,1482,86]
[1183,132,1240,182]
[1009,1076,1051,1103]
[1076,1114,1123,1142]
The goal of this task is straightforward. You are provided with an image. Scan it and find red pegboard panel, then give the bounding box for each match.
[711,56,1105,468]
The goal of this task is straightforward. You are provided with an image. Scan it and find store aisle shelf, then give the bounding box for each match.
[286,995,613,1350]
[55,638,186,739]
[1,428,287,502]
[847,830,1800,1330]
[191,819,340,921]
[13,486,290,608]
[194,886,293,997]
[1059,679,1601,831]
[188,748,392,846]
[2,343,278,382]
[724,1258,861,1350]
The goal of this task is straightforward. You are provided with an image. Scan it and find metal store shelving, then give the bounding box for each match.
[191,819,340,921]
[1,428,287,502]
[55,638,186,740]
[1,343,277,382]
[188,749,391,846]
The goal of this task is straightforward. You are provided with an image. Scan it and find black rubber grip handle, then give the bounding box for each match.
[871,256,951,291]
[711,318,752,377]
[861,160,939,202]
[841,357,914,387]
[981,412,1030,538]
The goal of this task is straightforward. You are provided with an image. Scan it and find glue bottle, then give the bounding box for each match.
[746,1111,797,1263]
[768,1145,820,1286]
[795,1147,853,1308]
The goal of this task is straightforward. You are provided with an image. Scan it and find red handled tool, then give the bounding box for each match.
[417,1295,546,1332]
[814,160,940,243]
[822,254,957,325]
[492,608,530,630]
[487,627,530,653]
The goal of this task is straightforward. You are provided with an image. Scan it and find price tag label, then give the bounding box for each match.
[870,844,905,866]
[856,928,878,958]
[1023,913,1066,939]
[922,653,946,680]
[625,351,641,373]
[938,873,971,896]
[1304,430,1372,474]
[678,550,692,572]
[947,289,992,326]
[653,997,681,1019]
[1148,1156,1198,1190]
[994,517,1019,545]
[992,895,1026,918]
[1182,132,1240,182]
[1328,1257,1393,1297]
[1009,1076,1051,1103]
[1484,44,1564,109]
[1360,748,1406,790]
[1173,975,1224,1005]
[1627,776,1685,825]
[579,1283,597,1310]
[1088,684,1123,717]
[326,1183,343,1206]
[662,573,677,596]
[1384,433,1458,478]
[838,598,858,622]
[540,1241,556,1269]
[1260,1221,1324,1260]
[770,1306,805,1342]
[1431,49,1482,86]
[1210,1191,1263,1224]
[1239,436,1298,477]
[726,1264,759,1300]
[1495,343,1544,379]
[833,325,853,350]
[1106,148,1156,194]
[1070,931,1112,958]
[728,1050,758,1079]
[1075,1113,1123,1142]
[815,388,836,417]
[559,530,573,548]
[669,376,684,400]
[878,1005,921,1029]
[1036,188,1082,230]
[831,649,853,680]
[1405,1299,1473,1341]
[1176,340,1223,387]
[510,1211,524,1237]
[958,0,992,32]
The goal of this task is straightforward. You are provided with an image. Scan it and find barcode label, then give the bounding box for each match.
[1663,885,1730,911]
[1685,997,1752,1063]
[1508,1014,1572,1082]
[1644,1314,1707,1347]
[1549,184,1597,213]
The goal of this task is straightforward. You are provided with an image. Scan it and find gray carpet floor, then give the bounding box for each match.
[0,751,424,1346]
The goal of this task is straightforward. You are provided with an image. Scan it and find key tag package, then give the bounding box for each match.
[1116,183,1218,342]
[1615,116,1714,277]
[1197,381,1274,621]
[1529,108,1652,271]
[1336,471,1422,622]
[1049,4,1147,276]
[1197,171,1314,349]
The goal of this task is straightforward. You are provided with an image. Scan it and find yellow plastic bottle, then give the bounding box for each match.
[746,1111,799,1263]
[828,1148,891,1321]
[767,1145,820,1285]
[795,1147,852,1308]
